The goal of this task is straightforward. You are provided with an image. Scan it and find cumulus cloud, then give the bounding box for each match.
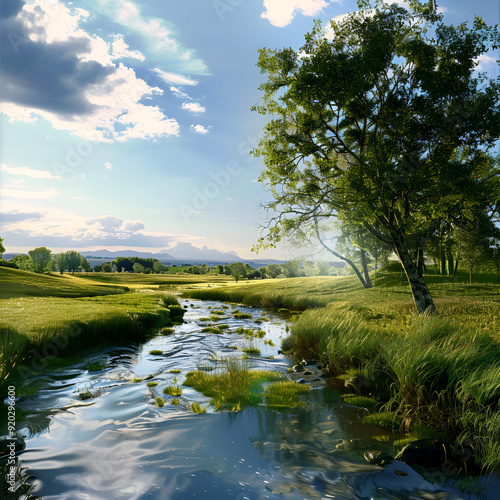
[0,205,178,249]
[0,163,60,179]
[181,102,205,113]
[191,124,210,134]
[261,0,331,27]
[0,0,179,142]
[170,86,191,99]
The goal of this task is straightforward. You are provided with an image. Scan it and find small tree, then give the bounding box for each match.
[10,254,32,271]
[153,260,167,274]
[54,253,66,274]
[80,258,91,272]
[0,237,5,258]
[65,251,83,274]
[266,264,283,278]
[28,247,52,273]
[132,262,145,273]
[283,260,300,278]
[215,264,224,274]
[228,262,247,282]
[93,264,102,273]
[102,262,112,273]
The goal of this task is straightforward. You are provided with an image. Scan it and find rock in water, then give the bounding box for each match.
[395,439,446,468]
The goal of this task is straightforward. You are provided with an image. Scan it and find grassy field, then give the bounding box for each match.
[0,268,198,386]
[2,264,500,473]
[182,263,500,473]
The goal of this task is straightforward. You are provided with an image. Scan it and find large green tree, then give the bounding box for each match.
[29,247,52,274]
[252,0,500,313]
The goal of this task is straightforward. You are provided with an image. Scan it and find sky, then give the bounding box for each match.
[0,0,498,260]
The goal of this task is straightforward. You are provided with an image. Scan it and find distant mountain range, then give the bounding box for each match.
[83,243,242,263]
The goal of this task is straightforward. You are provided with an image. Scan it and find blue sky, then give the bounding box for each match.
[0,0,498,260]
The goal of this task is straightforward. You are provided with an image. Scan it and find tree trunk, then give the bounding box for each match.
[360,249,372,288]
[392,231,437,314]
[447,249,454,278]
[454,259,459,275]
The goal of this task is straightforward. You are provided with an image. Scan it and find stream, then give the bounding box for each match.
[1,299,489,499]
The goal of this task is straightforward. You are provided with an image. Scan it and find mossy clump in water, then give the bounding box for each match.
[169,369,181,374]
[242,348,260,355]
[78,388,101,400]
[264,381,310,408]
[201,326,222,334]
[133,378,143,383]
[233,313,253,319]
[149,350,163,356]
[163,385,182,396]
[147,381,158,388]
[183,359,283,410]
[161,327,175,335]
[155,397,165,407]
[191,402,206,413]
[171,398,180,406]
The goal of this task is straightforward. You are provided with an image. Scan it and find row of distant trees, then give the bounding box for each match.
[7,247,91,274]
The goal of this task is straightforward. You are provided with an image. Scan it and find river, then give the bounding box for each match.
[2,299,485,499]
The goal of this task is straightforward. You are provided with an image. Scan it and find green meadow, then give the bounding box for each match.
[2,263,500,472]
[183,263,500,473]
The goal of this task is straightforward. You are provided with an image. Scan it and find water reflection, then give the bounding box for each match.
[2,300,468,499]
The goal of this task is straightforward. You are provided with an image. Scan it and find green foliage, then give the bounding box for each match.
[65,251,84,274]
[252,1,500,313]
[191,402,206,413]
[0,237,4,257]
[163,385,182,396]
[155,397,165,407]
[264,380,310,408]
[28,247,52,274]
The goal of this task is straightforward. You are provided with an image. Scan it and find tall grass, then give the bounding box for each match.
[289,305,500,472]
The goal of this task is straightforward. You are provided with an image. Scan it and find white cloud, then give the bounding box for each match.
[181,102,206,113]
[111,34,145,61]
[1,188,60,199]
[152,68,198,86]
[120,220,146,232]
[261,0,331,27]
[475,54,499,77]
[0,0,179,142]
[170,86,191,99]
[95,0,208,76]
[104,162,113,171]
[0,164,60,180]
[191,124,210,134]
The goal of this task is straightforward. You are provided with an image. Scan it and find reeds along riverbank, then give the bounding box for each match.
[0,292,184,389]
[285,304,500,473]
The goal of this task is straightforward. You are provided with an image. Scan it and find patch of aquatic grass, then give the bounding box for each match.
[211,310,225,316]
[342,394,382,413]
[361,411,402,429]
[233,313,253,319]
[149,350,163,356]
[169,369,181,374]
[264,380,310,408]
[160,327,175,335]
[217,324,230,330]
[163,385,182,396]
[133,377,143,383]
[171,398,180,405]
[155,397,165,407]
[226,345,238,350]
[78,387,101,400]
[147,381,158,387]
[242,347,260,355]
[201,326,222,334]
[183,359,283,409]
[191,402,206,413]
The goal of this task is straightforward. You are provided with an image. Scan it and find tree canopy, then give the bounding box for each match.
[252,0,500,313]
